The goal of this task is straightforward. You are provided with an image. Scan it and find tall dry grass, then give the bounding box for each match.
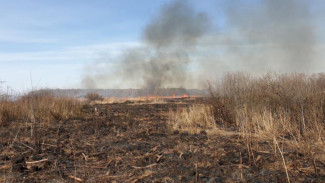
[208,72,325,153]
[169,104,216,134]
[0,90,82,126]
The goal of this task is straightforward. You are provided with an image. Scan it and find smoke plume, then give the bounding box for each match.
[82,0,210,91]
[222,0,315,72]
[82,0,322,89]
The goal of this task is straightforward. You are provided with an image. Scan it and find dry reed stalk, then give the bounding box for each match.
[68,175,84,182]
[132,163,157,169]
[274,137,290,183]
[130,170,155,183]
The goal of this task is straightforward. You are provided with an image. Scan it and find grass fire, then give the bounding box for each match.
[1,0,325,182]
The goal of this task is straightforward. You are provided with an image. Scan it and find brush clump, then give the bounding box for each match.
[86,92,104,102]
[206,72,325,153]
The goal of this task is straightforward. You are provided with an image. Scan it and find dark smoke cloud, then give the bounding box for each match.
[82,0,322,89]
[144,1,208,48]
[82,0,210,91]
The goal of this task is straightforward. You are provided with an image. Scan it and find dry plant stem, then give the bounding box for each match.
[34,120,41,154]
[30,109,35,138]
[26,159,49,165]
[300,104,305,138]
[56,120,63,153]
[313,158,318,177]
[132,163,157,169]
[20,142,35,151]
[240,152,243,182]
[274,137,290,183]
[195,163,198,182]
[10,127,20,148]
[130,171,154,183]
[244,132,255,165]
[73,146,77,182]
[68,175,84,182]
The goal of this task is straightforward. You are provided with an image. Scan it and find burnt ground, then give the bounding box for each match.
[1,99,324,182]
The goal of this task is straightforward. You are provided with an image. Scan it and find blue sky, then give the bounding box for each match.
[0,0,222,92]
[0,0,161,91]
[1,0,325,92]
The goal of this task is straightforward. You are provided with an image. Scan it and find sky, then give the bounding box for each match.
[0,0,166,91]
[0,0,325,92]
[0,0,219,92]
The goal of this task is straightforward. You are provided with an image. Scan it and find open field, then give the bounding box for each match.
[0,92,324,182]
[2,0,325,182]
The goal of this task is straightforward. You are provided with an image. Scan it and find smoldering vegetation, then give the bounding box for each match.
[82,0,324,90]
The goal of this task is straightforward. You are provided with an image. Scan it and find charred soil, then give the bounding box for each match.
[0,99,324,182]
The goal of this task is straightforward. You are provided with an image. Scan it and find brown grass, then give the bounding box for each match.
[169,104,215,134]
[0,90,82,126]
[1,90,82,156]
[204,72,325,167]
[170,72,325,164]
[168,72,325,181]
[208,72,325,143]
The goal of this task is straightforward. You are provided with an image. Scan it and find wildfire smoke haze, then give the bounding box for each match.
[222,0,316,73]
[82,0,210,91]
[82,0,325,90]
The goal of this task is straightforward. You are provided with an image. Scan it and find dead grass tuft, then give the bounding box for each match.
[169,104,215,134]
[0,90,82,126]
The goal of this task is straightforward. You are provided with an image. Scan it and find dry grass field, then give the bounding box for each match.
[0,73,325,182]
